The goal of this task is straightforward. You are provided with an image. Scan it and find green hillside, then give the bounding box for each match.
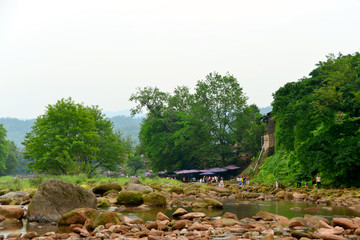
[0,115,142,147]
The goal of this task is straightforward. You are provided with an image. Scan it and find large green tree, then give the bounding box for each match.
[23,98,129,175]
[258,53,360,186]
[130,72,265,171]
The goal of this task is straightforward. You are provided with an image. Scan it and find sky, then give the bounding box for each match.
[1,0,360,119]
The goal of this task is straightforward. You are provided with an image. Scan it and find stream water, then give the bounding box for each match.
[1,200,360,237]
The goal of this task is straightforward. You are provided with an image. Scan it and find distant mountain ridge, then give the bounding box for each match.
[259,106,272,115]
[0,115,142,147]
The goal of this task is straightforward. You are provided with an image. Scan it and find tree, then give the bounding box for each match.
[130,72,264,171]
[259,53,360,186]
[0,124,8,172]
[194,72,248,165]
[23,98,129,175]
[0,125,20,175]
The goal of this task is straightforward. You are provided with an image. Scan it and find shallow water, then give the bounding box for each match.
[120,199,360,222]
[1,200,359,237]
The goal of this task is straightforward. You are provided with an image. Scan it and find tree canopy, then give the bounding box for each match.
[258,53,360,186]
[23,98,129,175]
[0,124,20,175]
[130,72,265,172]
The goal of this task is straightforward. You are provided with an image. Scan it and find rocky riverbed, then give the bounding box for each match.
[0,178,360,239]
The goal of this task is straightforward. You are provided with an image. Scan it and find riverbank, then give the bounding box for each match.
[0,178,360,239]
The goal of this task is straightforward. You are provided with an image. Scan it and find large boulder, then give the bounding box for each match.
[27,179,97,223]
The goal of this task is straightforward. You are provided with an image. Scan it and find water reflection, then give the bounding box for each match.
[1,200,359,237]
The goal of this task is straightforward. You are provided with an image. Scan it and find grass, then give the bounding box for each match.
[0,174,181,192]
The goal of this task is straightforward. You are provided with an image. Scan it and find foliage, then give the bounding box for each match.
[23,98,130,175]
[130,72,265,171]
[0,124,20,175]
[260,53,360,186]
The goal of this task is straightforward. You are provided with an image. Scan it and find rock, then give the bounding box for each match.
[23,231,38,239]
[188,222,208,231]
[146,221,158,230]
[156,212,170,221]
[262,233,275,240]
[125,183,153,192]
[172,220,188,230]
[319,233,347,240]
[222,212,238,220]
[318,226,344,235]
[212,219,223,228]
[143,192,166,207]
[27,179,97,223]
[180,212,206,220]
[253,211,278,221]
[125,178,141,184]
[169,186,184,195]
[58,208,99,225]
[291,231,311,239]
[293,192,307,200]
[92,183,122,196]
[90,211,121,230]
[116,191,144,206]
[333,218,358,229]
[211,186,231,194]
[0,206,24,219]
[290,207,302,211]
[221,218,239,226]
[289,219,304,228]
[0,218,22,227]
[202,198,223,208]
[6,232,22,238]
[172,208,187,218]
[275,190,286,199]
[318,220,333,229]
[0,191,29,201]
[73,227,90,237]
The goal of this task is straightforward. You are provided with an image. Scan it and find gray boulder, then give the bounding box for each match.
[27,179,97,223]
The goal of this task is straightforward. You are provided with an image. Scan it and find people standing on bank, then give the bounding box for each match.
[316,174,321,189]
[275,180,279,190]
[246,176,250,185]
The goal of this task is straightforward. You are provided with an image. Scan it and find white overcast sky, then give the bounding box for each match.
[1,0,360,119]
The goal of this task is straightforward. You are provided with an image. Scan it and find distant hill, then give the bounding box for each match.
[259,106,272,115]
[0,115,142,147]
[0,118,35,147]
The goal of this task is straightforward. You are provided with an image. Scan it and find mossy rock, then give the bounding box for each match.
[0,189,10,196]
[92,183,122,196]
[184,186,199,195]
[90,211,121,230]
[58,208,99,225]
[142,192,166,207]
[169,186,184,195]
[116,191,143,206]
[97,199,111,208]
[203,198,223,208]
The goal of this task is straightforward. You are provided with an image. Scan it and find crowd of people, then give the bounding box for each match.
[236,176,250,186]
